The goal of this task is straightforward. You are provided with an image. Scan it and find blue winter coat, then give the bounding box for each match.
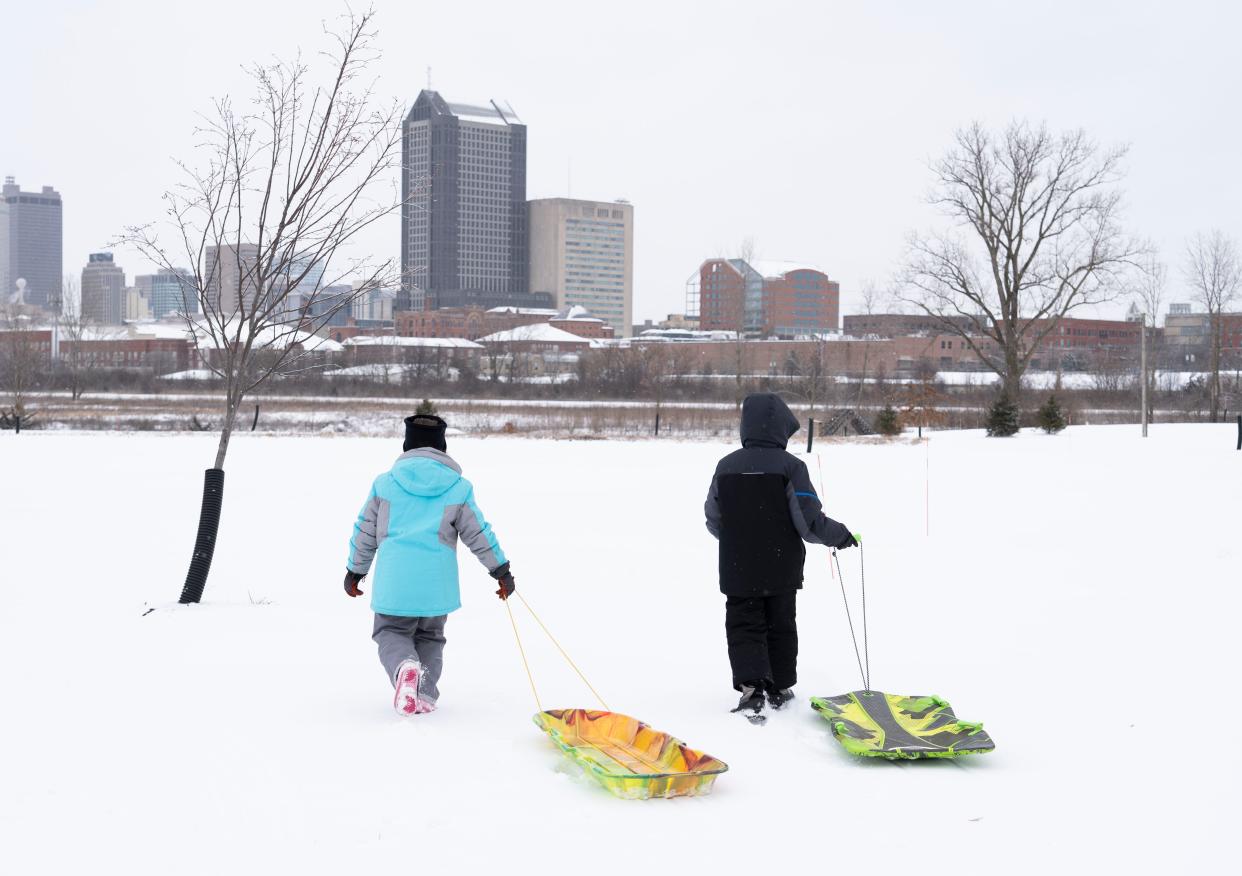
[346,448,507,617]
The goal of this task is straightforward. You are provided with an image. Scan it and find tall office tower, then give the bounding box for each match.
[528,198,634,337]
[80,253,127,324]
[400,90,545,312]
[204,243,260,316]
[124,287,152,321]
[135,268,197,318]
[1,177,63,311]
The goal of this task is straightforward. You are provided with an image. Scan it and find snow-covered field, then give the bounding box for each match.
[1,424,1236,873]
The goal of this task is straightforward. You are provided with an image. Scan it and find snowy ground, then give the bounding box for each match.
[1,424,1236,873]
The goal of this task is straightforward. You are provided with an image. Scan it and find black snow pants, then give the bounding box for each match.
[725,591,798,691]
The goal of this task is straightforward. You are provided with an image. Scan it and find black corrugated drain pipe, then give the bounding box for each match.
[179,468,225,604]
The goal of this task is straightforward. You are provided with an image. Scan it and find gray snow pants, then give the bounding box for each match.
[372,613,448,703]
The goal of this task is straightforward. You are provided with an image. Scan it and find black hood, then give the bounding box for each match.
[740,393,800,449]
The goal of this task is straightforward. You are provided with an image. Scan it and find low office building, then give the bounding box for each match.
[697,259,839,338]
[528,197,633,337]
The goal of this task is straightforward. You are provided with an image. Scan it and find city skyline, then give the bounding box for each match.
[3,1,1240,324]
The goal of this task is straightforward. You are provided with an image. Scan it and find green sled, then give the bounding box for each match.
[810,691,995,759]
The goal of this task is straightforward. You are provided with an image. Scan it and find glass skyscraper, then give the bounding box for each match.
[136,268,196,318]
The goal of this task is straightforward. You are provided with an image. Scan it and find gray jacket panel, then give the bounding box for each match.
[396,447,463,474]
[438,505,459,549]
[705,477,722,539]
[453,502,503,573]
[348,494,391,573]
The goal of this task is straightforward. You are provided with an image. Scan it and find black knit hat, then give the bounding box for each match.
[403,414,448,452]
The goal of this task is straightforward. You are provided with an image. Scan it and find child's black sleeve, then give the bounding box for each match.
[786,459,850,547]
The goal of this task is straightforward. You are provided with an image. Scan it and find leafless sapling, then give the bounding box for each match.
[118,8,407,603]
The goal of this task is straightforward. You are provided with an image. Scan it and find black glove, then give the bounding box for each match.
[344,570,365,597]
[490,562,516,601]
[833,530,858,550]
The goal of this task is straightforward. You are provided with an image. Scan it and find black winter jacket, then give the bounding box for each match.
[704,393,850,596]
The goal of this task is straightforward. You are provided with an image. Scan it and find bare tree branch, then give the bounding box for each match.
[116,7,408,469]
[1184,230,1241,421]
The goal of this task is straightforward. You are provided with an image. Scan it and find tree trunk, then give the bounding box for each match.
[1210,313,1222,422]
[1002,369,1021,402]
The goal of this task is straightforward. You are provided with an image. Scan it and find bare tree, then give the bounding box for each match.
[1131,255,1166,420]
[801,334,833,419]
[0,301,46,430]
[1183,230,1241,421]
[640,342,671,432]
[903,121,1144,400]
[57,275,91,401]
[118,9,406,603]
[730,236,758,407]
[855,280,884,407]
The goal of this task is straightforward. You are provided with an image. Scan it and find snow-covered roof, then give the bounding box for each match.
[553,305,602,323]
[477,323,591,345]
[159,369,218,381]
[79,326,131,341]
[636,328,739,342]
[449,100,521,127]
[127,321,196,341]
[487,306,558,317]
[748,259,829,279]
[190,321,343,353]
[343,336,482,350]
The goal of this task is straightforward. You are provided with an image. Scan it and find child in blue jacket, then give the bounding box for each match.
[344,414,515,716]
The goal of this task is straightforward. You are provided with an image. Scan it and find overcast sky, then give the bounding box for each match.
[5,0,1240,322]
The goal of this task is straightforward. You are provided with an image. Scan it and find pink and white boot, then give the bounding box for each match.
[393,659,436,716]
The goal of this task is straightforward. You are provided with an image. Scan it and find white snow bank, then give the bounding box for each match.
[159,369,219,381]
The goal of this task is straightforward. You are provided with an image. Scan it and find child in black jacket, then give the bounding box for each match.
[704,393,856,718]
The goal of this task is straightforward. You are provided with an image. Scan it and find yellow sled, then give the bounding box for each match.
[534,709,728,799]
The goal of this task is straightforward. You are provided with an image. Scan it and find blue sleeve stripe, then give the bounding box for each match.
[795,491,820,501]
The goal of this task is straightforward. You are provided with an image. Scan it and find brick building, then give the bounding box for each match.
[396,307,491,339]
[549,306,615,339]
[63,337,192,373]
[843,313,977,337]
[626,332,977,376]
[0,327,54,362]
[1031,317,1141,351]
[1164,311,1242,361]
[395,304,612,341]
[476,323,593,354]
[342,336,482,369]
[697,259,838,338]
